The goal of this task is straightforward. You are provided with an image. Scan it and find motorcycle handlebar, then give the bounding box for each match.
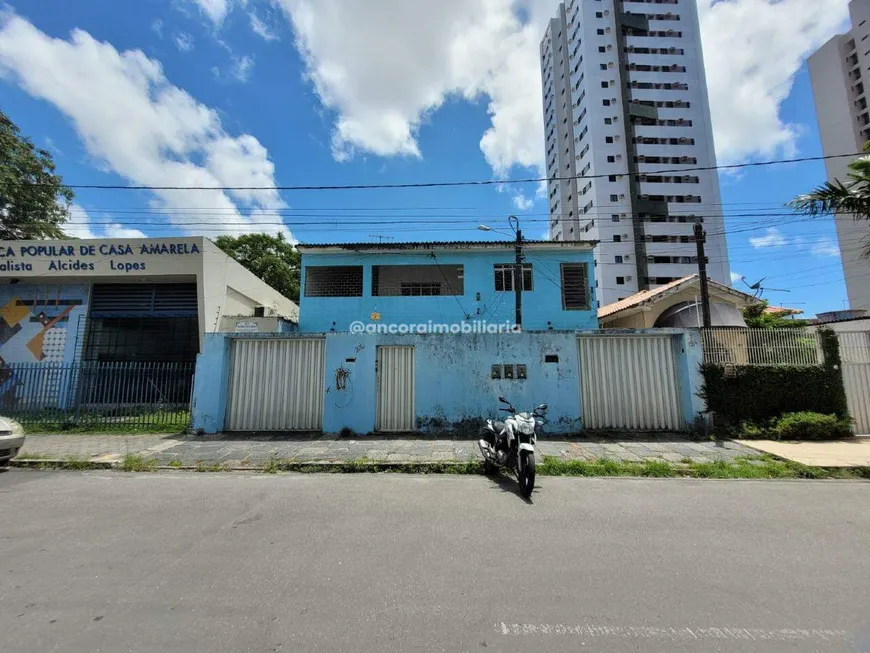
[498,407,514,412]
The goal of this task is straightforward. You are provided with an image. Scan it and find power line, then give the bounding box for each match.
[19,151,864,192]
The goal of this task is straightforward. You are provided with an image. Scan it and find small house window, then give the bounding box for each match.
[494,264,533,292]
[560,263,590,310]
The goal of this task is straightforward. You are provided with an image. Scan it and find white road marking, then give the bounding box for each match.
[497,623,850,642]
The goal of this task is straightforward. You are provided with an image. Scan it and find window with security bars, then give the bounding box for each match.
[400,282,442,296]
[305,266,364,297]
[494,264,532,292]
[560,263,590,310]
[371,265,462,296]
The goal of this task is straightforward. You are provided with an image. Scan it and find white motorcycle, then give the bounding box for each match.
[478,396,548,498]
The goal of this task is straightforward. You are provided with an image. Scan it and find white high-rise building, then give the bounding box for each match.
[540,0,730,307]
[808,0,870,312]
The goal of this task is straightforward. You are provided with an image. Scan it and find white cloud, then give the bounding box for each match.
[811,237,841,257]
[749,227,787,249]
[174,32,195,52]
[151,19,163,39]
[189,0,232,26]
[276,0,545,172]
[730,271,744,284]
[65,205,146,240]
[0,13,290,239]
[249,11,279,41]
[274,0,851,178]
[231,54,254,82]
[698,0,850,165]
[512,193,534,211]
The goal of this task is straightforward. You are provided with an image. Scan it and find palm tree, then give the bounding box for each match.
[788,147,870,255]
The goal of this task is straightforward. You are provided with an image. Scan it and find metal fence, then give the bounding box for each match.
[701,328,823,366]
[0,361,194,431]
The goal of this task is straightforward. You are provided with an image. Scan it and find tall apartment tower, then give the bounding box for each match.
[808,0,870,311]
[540,0,730,307]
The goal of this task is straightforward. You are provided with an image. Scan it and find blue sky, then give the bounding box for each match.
[0,0,859,317]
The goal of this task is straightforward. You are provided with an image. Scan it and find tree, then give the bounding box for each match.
[742,300,808,329]
[787,145,870,256]
[0,109,73,239]
[214,233,300,302]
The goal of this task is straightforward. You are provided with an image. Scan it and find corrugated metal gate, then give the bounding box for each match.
[226,338,325,431]
[376,346,415,432]
[577,335,683,431]
[838,331,870,434]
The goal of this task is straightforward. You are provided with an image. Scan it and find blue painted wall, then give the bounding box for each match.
[190,333,233,434]
[298,247,597,333]
[323,332,582,434]
[191,329,708,435]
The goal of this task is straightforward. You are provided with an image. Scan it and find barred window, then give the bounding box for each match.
[304,266,363,297]
[561,263,590,310]
[494,264,533,292]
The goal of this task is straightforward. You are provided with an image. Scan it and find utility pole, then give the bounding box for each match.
[694,222,712,328]
[511,216,522,330]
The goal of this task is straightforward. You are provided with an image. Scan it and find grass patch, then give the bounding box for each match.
[168,459,183,468]
[121,454,158,472]
[195,461,227,472]
[12,411,190,435]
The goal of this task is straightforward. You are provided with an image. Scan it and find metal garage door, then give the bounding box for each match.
[226,338,325,431]
[838,331,870,434]
[376,346,415,432]
[578,335,683,431]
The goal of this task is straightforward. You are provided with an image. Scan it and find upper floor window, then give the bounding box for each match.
[494,264,533,292]
[305,266,364,297]
[560,263,590,310]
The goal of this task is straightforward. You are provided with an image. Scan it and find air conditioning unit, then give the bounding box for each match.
[621,213,627,218]
[619,194,626,199]
[615,154,623,160]
[680,156,689,162]
[624,255,631,260]
[622,233,630,239]
[625,276,633,281]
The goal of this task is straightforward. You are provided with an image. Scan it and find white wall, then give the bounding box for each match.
[200,239,299,338]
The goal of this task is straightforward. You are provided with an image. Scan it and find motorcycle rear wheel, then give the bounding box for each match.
[518,451,535,498]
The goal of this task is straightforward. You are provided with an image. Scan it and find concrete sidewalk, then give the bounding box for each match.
[738,437,870,468]
[16,432,754,467]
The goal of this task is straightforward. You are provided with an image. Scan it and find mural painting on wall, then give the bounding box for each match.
[0,284,90,406]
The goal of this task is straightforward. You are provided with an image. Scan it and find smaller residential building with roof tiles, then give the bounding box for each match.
[598,274,759,328]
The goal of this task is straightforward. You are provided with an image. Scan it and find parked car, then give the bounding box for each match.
[0,416,24,468]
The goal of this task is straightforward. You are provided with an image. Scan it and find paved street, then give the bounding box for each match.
[2,470,869,652]
[18,432,755,467]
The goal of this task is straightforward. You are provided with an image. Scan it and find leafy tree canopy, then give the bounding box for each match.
[214,232,300,302]
[0,109,73,240]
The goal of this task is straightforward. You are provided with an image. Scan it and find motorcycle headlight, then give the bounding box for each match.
[518,422,535,435]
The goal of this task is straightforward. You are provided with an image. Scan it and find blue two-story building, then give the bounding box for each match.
[296,240,598,332]
[191,240,705,435]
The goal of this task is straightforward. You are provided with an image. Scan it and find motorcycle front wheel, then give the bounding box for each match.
[518,451,535,498]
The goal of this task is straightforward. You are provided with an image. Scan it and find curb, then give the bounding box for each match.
[10,458,117,470]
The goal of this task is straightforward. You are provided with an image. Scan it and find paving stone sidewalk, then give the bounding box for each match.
[18,432,754,467]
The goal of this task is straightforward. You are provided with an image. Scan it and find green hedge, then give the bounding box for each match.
[736,412,853,441]
[700,330,849,423]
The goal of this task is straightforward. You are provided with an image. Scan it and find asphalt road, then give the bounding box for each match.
[2,470,869,653]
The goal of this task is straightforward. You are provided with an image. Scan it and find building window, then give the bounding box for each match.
[610,194,619,201]
[305,266,364,297]
[560,263,590,310]
[607,155,615,163]
[605,136,614,143]
[600,64,608,70]
[597,28,605,35]
[599,46,606,53]
[603,99,611,106]
[615,255,623,264]
[608,175,617,182]
[613,235,622,243]
[494,264,533,292]
[371,265,463,297]
[601,81,609,88]
[612,215,620,222]
[595,11,603,17]
[604,117,612,124]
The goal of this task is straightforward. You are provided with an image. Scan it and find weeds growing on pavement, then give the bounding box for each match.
[121,454,158,472]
